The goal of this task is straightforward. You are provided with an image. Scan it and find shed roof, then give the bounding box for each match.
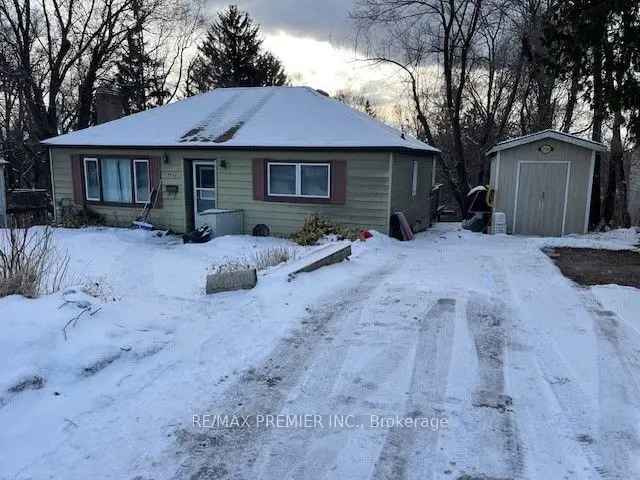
[43,86,439,153]
[486,129,607,155]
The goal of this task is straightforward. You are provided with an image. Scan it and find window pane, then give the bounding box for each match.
[85,161,100,200]
[301,165,329,197]
[102,158,132,203]
[411,160,418,196]
[269,164,296,195]
[197,165,215,189]
[196,190,216,212]
[135,161,150,203]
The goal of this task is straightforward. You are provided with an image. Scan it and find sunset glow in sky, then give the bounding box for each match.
[206,0,409,114]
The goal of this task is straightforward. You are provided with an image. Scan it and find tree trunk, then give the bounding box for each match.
[562,64,580,133]
[589,43,604,229]
[604,111,630,227]
[77,66,99,129]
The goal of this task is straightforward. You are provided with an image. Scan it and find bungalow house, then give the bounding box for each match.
[43,86,439,236]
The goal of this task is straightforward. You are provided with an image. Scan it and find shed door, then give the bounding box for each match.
[514,162,568,236]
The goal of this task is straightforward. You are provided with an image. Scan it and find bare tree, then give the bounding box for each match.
[353,0,527,210]
[0,0,137,187]
[335,88,377,117]
[353,0,484,210]
[75,0,136,129]
[0,0,201,189]
[352,0,588,214]
[463,0,526,181]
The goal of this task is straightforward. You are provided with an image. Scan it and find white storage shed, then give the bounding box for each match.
[487,130,607,236]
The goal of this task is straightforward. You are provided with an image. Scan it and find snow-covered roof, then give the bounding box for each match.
[43,86,438,153]
[486,129,607,155]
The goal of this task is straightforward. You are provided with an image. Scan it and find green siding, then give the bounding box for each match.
[51,148,393,235]
[216,151,391,235]
[389,152,435,231]
[50,148,187,232]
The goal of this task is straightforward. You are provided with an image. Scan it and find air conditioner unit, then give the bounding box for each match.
[199,209,244,237]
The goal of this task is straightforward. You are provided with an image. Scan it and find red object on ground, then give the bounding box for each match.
[359,229,373,241]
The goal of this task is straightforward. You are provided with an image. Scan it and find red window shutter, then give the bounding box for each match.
[253,158,266,200]
[149,156,163,207]
[71,155,85,204]
[330,160,347,204]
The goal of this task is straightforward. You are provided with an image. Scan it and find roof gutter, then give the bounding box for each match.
[42,143,440,154]
[486,130,607,156]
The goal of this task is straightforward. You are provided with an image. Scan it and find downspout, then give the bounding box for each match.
[49,148,57,224]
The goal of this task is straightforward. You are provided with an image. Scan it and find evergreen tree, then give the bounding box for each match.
[546,0,640,227]
[115,0,170,114]
[185,5,287,95]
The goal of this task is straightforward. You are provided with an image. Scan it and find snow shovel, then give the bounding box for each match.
[133,181,162,230]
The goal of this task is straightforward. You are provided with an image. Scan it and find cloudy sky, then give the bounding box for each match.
[206,0,404,111]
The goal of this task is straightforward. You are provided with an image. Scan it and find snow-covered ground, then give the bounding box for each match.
[1,224,639,479]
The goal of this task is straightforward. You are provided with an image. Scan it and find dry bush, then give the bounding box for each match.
[291,214,358,246]
[59,205,105,228]
[211,259,252,275]
[211,246,297,275]
[0,222,70,298]
[252,246,297,270]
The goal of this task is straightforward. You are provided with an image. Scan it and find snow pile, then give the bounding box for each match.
[0,226,371,478]
[1,224,639,479]
[539,226,640,250]
[592,285,640,328]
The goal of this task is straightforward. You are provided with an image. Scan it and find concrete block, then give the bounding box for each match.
[206,268,257,294]
[288,244,352,280]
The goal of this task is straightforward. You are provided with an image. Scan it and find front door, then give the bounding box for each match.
[193,161,216,228]
[514,161,568,236]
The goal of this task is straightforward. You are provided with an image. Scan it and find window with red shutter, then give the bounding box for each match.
[255,159,347,205]
[77,156,154,206]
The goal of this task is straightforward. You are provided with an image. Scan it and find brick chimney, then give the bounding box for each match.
[94,87,124,124]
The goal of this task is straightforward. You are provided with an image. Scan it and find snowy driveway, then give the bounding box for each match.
[166,227,640,480]
[1,225,640,479]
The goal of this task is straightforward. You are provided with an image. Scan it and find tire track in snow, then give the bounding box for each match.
[372,298,456,480]
[580,291,640,479]
[465,292,526,479]
[251,285,428,479]
[523,329,604,477]
[169,265,399,480]
[499,253,612,479]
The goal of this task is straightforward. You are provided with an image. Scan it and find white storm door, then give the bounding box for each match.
[193,161,217,228]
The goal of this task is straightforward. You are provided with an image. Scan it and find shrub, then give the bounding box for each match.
[252,246,297,270]
[291,215,358,246]
[59,205,105,228]
[0,222,70,298]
